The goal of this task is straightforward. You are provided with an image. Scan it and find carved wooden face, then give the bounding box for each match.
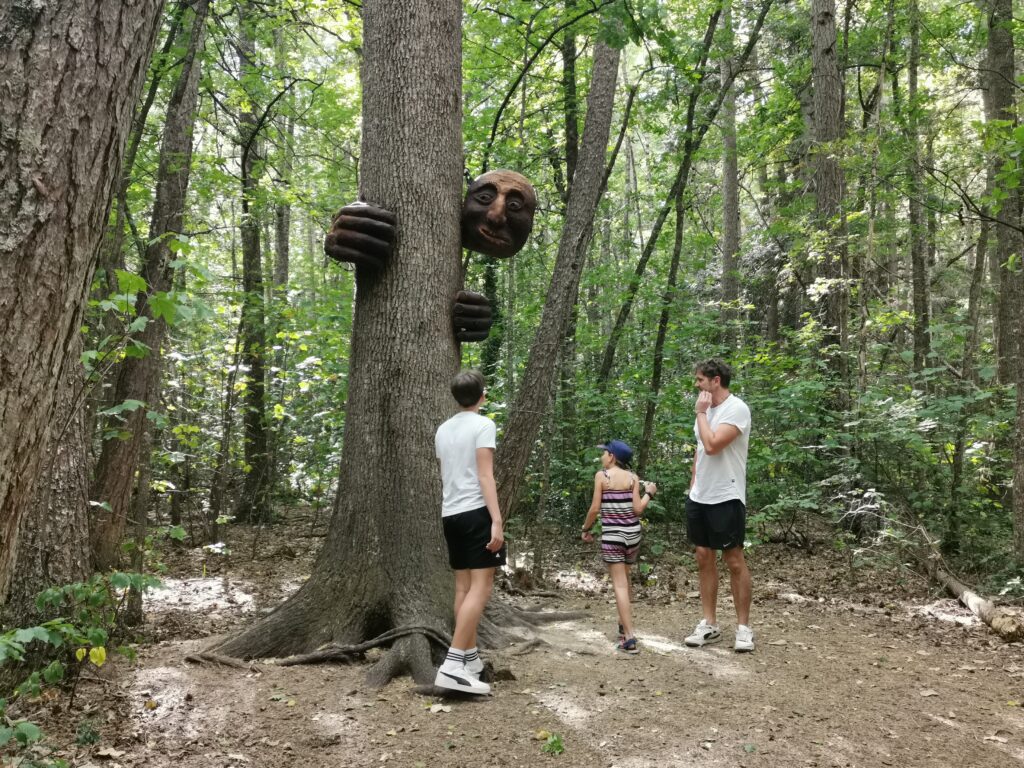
[461,170,537,258]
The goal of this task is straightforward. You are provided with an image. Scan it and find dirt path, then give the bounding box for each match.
[29,524,1024,768]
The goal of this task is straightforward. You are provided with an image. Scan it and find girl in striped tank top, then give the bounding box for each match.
[580,440,657,653]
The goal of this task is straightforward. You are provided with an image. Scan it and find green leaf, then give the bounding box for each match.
[167,525,187,542]
[98,399,146,417]
[12,626,50,645]
[109,572,131,590]
[42,660,65,684]
[14,720,42,744]
[115,269,148,295]
[0,726,13,747]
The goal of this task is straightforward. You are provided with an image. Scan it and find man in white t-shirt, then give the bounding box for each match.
[683,359,755,652]
[432,369,505,695]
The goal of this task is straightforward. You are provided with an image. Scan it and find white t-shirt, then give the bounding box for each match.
[690,393,751,505]
[434,410,497,517]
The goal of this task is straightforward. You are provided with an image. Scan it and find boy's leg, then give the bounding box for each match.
[608,562,634,637]
[451,567,495,650]
[722,546,752,626]
[453,569,471,621]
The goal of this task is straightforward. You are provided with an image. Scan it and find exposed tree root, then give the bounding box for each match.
[276,625,451,667]
[509,638,548,655]
[366,633,436,688]
[184,652,261,671]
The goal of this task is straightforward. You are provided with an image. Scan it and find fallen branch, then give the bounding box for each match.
[930,564,1024,642]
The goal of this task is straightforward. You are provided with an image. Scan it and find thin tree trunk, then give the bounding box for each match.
[908,0,930,375]
[810,0,849,398]
[495,42,621,522]
[0,0,165,595]
[596,1,772,386]
[988,0,1020,384]
[720,0,740,347]
[638,187,685,478]
[234,4,272,524]
[90,0,209,569]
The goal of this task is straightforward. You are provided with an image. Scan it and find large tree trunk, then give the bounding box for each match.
[90,0,209,570]
[2,338,90,624]
[495,42,621,522]
[0,0,165,596]
[214,0,464,686]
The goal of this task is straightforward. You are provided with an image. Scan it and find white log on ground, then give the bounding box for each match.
[934,566,1024,642]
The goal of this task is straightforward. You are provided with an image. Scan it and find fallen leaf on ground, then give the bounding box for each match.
[919,689,939,697]
[429,704,451,714]
[534,730,551,741]
[95,747,126,759]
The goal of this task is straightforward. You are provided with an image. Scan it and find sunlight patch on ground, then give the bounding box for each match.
[913,598,981,627]
[638,634,688,653]
[534,690,593,726]
[132,666,203,738]
[310,712,363,734]
[146,577,255,614]
[551,569,606,593]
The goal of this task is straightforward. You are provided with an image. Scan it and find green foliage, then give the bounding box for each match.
[541,732,565,755]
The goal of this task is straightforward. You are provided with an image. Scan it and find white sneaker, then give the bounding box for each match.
[434,665,491,695]
[684,619,722,647]
[734,625,754,653]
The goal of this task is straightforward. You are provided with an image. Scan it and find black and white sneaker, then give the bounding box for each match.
[684,619,722,647]
[434,665,491,695]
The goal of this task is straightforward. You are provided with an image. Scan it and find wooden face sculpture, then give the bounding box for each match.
[460,170,537,259]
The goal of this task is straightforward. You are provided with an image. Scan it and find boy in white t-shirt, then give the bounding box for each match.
[683,359,755,653]
[432,370,505,695]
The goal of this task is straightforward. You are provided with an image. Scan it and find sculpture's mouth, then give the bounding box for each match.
[477,226,511,246]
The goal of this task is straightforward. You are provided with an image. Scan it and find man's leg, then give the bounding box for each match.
[722,546,752,626]
[695,545,719,624]
[452,567,495,650]
[608,562,634,637]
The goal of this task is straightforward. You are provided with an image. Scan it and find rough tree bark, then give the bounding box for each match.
[810,0,848,386]
[494,42,621,522]
[987,0,1020,385]
[0,0,165,597]
[2,336,90,624]
[90,0,209,570]
[213,0,465,685]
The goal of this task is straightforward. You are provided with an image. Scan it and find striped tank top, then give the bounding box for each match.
[600,470,641,564]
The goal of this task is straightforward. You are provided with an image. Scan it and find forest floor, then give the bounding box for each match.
[19,509,1024,768]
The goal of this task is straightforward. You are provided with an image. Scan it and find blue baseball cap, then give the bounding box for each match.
[598,439,633,466]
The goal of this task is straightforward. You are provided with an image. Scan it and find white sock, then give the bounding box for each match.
[441,647,466,671]
[465,647,479,663]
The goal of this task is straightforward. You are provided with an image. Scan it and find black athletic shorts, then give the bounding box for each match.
[685,497,746,550]
[442,506,507,570]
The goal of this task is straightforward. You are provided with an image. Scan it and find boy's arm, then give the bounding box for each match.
[476,447,503,552]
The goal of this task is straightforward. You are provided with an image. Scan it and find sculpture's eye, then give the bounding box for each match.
[506,197,524,212]
[474,190,496,204]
